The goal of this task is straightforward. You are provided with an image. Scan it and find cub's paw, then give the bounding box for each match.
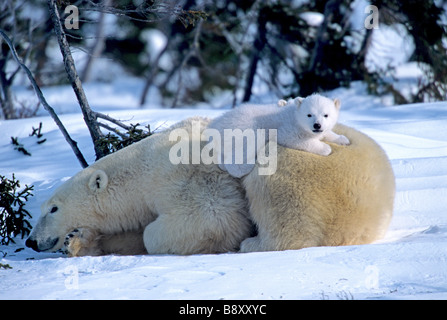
[277,99,288,107]
[335,134,350,146]
[317,143,332,156]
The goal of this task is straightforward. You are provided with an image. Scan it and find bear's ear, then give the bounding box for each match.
[334,98,341,110]
[88,170,108,193]
[294,97,304,107]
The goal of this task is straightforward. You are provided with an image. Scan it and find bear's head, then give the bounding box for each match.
[294,94,341,135]
[26,168,109,253]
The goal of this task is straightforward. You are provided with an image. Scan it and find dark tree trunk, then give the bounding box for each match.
[242,7,268,103]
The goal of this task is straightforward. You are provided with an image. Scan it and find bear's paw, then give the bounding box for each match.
[62,228,103,257]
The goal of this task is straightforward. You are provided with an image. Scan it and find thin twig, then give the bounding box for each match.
[77,1,199,25]
[171,19,203,108]
[139,38,170,106]
[97,122,127,138]
[94,112,132,131]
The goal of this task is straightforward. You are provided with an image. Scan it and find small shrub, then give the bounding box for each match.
[10,122,47,156]
[0,174,33,245]
[29,122,47,144]
[96,123,152,154]
[10,137,32,156]
[0,263,12,270]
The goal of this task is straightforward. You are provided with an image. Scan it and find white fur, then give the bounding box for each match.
[26,118,394,257]
[27,117,252,256]
[208,94,350,178]
[240,124,395,252]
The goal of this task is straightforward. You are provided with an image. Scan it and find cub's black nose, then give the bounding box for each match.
[313,123,321,130]
[25,238,38,251]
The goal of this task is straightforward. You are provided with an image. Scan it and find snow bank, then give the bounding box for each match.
[1,81,447,300]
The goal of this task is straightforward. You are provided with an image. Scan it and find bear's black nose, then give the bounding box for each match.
[313,123,321,130]
[25,238,38,251]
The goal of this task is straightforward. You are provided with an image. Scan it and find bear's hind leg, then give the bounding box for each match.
[239,236,264,253]
[143,211,251,255]
[98,230,146,255]
[143,215,201,254]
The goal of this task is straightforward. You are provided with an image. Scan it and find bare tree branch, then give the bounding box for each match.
[95,112,132,131]
[0,29,89,168]
[47,0,206,157]
[47,0,107,160]
[243,7,268,103]
[97,122,127,138]
[211,4,259,108]
[76,0,207,27]
[171,19,203,108]
[139,38,170,106]
[80,0,110,83]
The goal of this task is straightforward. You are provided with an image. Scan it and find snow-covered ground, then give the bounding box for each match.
[1,77,447,300]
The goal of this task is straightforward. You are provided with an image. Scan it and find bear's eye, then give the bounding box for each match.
[307,114,312,118]
[324,114,328,118]
[50,206,58,214]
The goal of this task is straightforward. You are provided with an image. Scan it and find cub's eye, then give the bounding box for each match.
[324,114,328,118]
[50,206,58,214]
[307,114,312,118]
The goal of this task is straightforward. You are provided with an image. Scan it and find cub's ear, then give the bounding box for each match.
[88,170,108,193]
[334,98,341,110]
[294,97,304,107]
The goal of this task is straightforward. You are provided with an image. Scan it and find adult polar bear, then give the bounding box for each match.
[240,124,395,252]
[26,117,395,256]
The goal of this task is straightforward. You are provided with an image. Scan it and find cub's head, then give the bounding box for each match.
[25,169,108,253]
[294,94,341,135]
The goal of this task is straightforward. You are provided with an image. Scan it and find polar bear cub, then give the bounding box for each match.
[276,94,350,154]
[208,94,350,178]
